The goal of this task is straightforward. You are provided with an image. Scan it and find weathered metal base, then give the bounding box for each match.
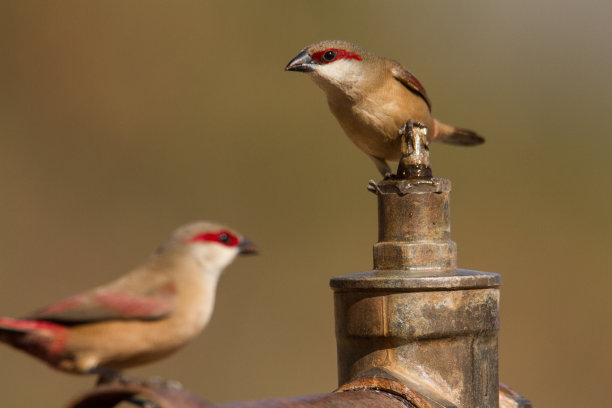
[331,269,500,408]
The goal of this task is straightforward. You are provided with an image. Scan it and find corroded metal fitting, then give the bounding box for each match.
[334,172,501,407]
[370,178,456,271]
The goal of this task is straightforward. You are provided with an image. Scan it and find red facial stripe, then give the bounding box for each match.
[188,230,240,247]
[311,48,362,64]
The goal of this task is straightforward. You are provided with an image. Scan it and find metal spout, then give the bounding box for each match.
[396,120,433,179]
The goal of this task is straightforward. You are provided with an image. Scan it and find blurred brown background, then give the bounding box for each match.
[0,1,610,407]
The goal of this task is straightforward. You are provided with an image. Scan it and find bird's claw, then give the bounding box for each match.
[94,369,141,386]
[144,375,183,390]
[94,370,182,390]
[367,179,381,194]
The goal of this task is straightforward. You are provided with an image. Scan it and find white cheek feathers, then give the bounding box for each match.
[310,60,365,99]
[191,243,240,276]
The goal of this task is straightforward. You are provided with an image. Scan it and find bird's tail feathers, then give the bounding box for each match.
[0,318,30,345]
[0,318,34,334]
[0,318,64,341]
[434,120,484,146]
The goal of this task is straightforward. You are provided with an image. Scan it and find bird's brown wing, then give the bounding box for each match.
[27,283,176,325]
[391,64,432,111]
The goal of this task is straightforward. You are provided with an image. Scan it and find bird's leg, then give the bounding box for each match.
[369,155,393,179]
[397,119,433,179]
[92,368,142,386]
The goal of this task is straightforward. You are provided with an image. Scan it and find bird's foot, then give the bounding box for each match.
[92,369,181,389]
[143,375,183,390]
[93,369,142,386]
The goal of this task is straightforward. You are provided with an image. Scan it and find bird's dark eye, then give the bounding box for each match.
[323,50,337,62]
[188,230,238,247]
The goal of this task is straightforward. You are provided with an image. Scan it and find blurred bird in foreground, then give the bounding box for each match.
[0,221,257,382]
[286,40,483,176]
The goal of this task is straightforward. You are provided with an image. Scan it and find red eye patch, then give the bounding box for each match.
[188,230,239,247]
[311,48,362,64]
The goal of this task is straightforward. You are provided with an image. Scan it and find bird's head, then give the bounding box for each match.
[286,40,374,98]
[156,221,258,274]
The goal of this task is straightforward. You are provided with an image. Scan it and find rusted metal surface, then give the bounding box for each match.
[216,389,414,408]
[65,383,212,408]
[331,176,501,407]
[336,373,451,408]
[66,382,416,408]
[371,178,456,271]
[65,377,531,408]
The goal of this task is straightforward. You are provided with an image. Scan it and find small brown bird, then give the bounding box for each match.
[0,221,257,379]
[286,40,483,176]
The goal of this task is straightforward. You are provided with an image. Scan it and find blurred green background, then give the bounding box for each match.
[0,1,610,407]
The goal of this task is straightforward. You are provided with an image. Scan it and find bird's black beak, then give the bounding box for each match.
[238,238,259,255]
[285,50,315,72]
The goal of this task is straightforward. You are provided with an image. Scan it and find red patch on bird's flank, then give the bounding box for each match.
[36,294,88,317]
[94,291,173,319]
[48,329,68,356]
[311,48,362,64]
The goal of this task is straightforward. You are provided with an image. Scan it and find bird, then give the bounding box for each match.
[285,40,484,176]
[0,221,257,382]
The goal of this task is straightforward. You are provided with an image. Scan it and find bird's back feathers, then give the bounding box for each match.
[391,64,432,110]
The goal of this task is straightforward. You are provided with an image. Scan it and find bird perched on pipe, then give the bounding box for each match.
[286,40,484,176]
[0,221,257,381]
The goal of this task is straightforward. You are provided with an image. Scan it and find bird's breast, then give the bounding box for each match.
[327,82,433,161]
